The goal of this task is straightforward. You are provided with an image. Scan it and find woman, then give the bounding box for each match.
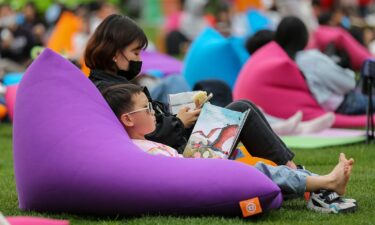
[275,16,375,115]
[84,14,296,167]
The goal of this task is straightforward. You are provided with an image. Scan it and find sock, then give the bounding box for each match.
[294,112,335,134]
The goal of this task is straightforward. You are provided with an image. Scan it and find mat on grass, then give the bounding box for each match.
[281,128,366,149]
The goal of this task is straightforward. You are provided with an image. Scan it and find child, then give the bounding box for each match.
[102,83,357,214]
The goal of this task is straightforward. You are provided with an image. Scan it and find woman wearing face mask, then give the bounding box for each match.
[84,14,297,168]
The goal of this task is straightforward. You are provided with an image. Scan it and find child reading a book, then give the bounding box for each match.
[102,83,357,213]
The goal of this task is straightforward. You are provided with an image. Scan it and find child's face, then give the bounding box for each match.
[124,92,156,137]
[114,40,142,71]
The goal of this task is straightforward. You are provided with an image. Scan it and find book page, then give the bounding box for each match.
[168,91,199,114]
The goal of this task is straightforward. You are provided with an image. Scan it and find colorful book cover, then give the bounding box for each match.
[183,103,249,159]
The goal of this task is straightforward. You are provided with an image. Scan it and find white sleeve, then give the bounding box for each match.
[297,50,356,95]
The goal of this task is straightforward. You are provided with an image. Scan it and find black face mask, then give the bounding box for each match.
[118,60,142,80]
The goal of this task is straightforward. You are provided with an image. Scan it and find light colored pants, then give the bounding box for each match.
[255,162,317,199]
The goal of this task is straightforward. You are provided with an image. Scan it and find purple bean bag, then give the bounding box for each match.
[141,50,183,77]
[309,26,372,70]
[233,42,373,128]
[13,48,282,216]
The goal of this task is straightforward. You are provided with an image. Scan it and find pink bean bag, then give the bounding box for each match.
[308,25,372,70]
[233,41,373,128]
[5,84,18,121]
[13,48,282,216]
[6,217,69,225]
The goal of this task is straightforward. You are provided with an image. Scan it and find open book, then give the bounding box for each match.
[169,91,199,114]
[183,103,250,159]
[168,91,213,114]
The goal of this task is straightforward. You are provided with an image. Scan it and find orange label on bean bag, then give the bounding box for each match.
[239,197,262,217]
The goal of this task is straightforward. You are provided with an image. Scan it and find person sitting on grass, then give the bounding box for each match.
[101,83,357,214]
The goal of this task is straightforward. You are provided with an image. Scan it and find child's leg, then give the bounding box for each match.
[255,161,314,199]
[255,153,354,198]
[306,153,354,195]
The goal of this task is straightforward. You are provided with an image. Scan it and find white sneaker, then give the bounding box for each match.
[307,191,357,214]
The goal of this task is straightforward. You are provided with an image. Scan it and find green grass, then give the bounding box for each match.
[1,122,375,224]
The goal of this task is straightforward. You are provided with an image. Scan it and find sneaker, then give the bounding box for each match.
[307,191,357,213]
[317,190,357,205]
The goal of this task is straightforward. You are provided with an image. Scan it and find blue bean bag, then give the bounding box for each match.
[13,48,282,216]
[183,28,246,89]
[246,10,273,37]
[3,72,23,86]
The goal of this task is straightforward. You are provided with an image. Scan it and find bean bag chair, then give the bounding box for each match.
[309,26,372,70]
[3,72,23,86]
[13,48,282,216]
[183,28,244,89]
[5,217,69,225]
[5,84,18,121]
[229,36,250,66]
[233,144,276,167]
[46,11,81,54]
[141,50,183,77]
[246,10,273,37]
[233,42,374,128]
[235,0,263,12]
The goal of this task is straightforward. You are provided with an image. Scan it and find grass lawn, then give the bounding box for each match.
[1,122,375,225]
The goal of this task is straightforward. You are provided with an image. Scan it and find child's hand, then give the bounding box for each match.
[286,160,297,169]
[177,107,201,128]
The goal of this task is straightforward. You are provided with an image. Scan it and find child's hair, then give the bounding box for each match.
[245,29,275,55]
[84,14,148,73]
[101,84,144,118]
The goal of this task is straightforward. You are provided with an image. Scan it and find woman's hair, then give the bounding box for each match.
[275,16,308,60]
[101,83,144,118]
[84,14,148,73]
[245,29,275,55]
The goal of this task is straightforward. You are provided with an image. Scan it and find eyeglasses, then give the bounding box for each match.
[125,102,154,115]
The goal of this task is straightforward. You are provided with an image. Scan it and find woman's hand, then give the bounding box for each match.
[176,107,201,128]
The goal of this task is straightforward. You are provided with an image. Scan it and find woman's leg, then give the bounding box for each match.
[226,99,295,165]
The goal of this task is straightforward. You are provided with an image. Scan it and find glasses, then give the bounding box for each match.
[125,102,154,115]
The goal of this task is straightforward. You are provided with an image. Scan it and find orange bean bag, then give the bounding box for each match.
[46,11,82,55]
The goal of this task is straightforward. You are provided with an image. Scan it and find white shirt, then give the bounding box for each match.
[296,49,356,111]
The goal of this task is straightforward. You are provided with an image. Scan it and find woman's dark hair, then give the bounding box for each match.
[84,14,148,73]
[245,29,275,55]
[101,83,144,118]
[275,16,308,60]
